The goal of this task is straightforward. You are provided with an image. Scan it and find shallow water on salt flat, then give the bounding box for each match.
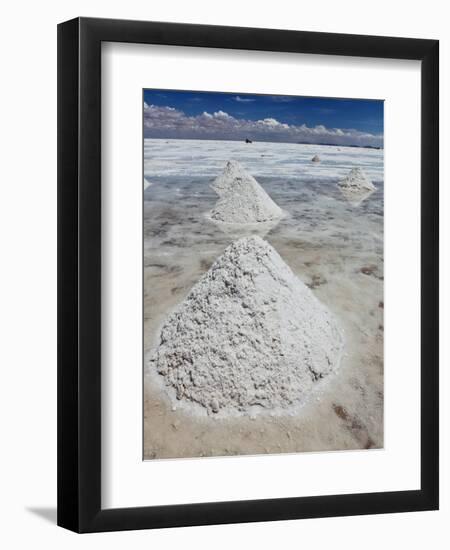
[143,139,384,459]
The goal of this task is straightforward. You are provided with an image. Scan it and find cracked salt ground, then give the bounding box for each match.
[150,236,344,416]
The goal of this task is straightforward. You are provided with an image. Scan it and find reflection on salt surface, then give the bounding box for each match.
[338,187,375,207]
[205,214,283,239]
[143,139,383,287]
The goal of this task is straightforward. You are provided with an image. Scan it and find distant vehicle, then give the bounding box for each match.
[245,138,253,144]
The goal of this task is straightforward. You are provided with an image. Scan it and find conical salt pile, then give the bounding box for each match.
[209,160,283,224]
[151,236,344,416]
[311,154,320,163]
[338,167,376,192]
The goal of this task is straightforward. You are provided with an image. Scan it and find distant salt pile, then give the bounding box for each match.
[144,178,152,190]
[338,167,376,192]
[209,160,283,224]
[311,155,321,163]
[151,236,344,416]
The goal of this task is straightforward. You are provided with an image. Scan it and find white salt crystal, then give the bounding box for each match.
[209,160,283,224]
[152,236,344,416]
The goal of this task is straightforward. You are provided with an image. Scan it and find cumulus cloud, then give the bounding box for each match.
[143,104,383,147]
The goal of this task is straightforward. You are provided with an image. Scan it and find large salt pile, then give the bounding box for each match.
[338,167,376,192]
[151,236,344,416]
[209,160,283,224]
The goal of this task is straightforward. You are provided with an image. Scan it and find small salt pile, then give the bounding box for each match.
[151,236,344,416]
[338,167,376,192]
[311,155,320,163]
[209,160,283,224]
[144,178,152,190]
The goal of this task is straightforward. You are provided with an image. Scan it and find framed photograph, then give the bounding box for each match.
[57,17,439,532]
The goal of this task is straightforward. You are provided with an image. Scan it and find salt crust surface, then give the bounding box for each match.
[151,236,344,416]
[210,160,283,224]
[338,167,376,192]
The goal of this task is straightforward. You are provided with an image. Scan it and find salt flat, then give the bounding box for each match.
[144,138,383,181]
[143,138,384,459]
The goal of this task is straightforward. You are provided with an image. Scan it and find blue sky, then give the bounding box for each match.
[143,89,384,147]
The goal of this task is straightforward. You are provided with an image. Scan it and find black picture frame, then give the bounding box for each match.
[57,17,439,533]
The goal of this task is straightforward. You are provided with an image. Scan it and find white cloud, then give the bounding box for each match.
[258,118,290,129]
[233,95,255,103]
[213,110,231,118]
[143,104,383,147]
[260,118,280,126]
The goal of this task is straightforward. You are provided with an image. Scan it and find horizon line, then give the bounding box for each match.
[143,136,384,149]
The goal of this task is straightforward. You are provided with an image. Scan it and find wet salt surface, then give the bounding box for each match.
[143,139,384,459]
